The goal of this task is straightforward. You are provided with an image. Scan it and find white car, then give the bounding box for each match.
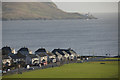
[7,69,11,72]
[28,67,34,70]
[2,71,7,73]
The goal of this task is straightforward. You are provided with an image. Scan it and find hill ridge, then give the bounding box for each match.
[2,2,96,20]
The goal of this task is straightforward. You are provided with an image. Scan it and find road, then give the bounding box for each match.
[3,57,119,75]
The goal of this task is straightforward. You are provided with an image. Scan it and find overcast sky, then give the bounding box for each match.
[2,0,118,13]
[54,2,118,14]
[2,0,119,2]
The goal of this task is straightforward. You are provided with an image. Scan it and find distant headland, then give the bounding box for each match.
[2,2,97,20]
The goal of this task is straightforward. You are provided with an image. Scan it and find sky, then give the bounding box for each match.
[2,0,118,14]
[53,2,118,14]
[2,0,120,2]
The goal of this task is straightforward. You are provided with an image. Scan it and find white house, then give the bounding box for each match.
[46,52,56,63]
[35,48,48,64]
[2,55,12,66]
[26,54,39,65]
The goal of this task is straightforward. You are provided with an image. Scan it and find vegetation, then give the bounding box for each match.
[2,2,96,20]
[100,58,120,60]
[3,61,118,78]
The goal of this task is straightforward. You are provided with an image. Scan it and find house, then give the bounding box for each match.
[35,48,48,64]
[46,52,56,63]
[26,54,39,65]
[10,52,26,64]
[52,49,63,62]
[2,46,16,55]
[64,48,78,60]
[2,55,12,67]
[61,50,70,60]
[52,49,70,61]
[17,47,32,56]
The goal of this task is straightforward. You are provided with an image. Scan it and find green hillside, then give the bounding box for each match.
[2,2,96,20]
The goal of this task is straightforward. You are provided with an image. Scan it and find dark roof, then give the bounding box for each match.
[52,48,77,56]
[18,47,29,52]
[70,49,77,54]
[2,46,12,55]
[2,46,12,52]
[18,47,30,55]
[28,54,38,58]
[2,55,10,59]
[10,53,26,59]
[35,48,47,53]
[65,50,72,55]
[18,51,29,56]
[47,52,54,56]
[52,49,65,56]
[36,53,47,57]
[52,49,68,56]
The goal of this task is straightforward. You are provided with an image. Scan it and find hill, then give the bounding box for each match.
[2,2,96,20]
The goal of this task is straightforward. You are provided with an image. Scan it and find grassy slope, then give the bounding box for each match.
[2,2,95,20]
[3,61,118,78]
[101,58,120,60]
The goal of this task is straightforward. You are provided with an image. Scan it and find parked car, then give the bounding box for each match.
[7,68,11,72]
[43,62,47,66]
[2,71,7,74]
[28,67,34,70]
[26,65,30,69]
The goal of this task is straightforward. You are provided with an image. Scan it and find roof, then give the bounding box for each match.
[52,49,68,56]
[36,53,47,57]
[18,51,29,55]
[52,49,63,56]
[28,54,38,58]
[18,47,30,52]
[2,55,10,59]
[52,48,77,56]
[2,46,12,55]
[63,49,76,55]
[46,52,54,56]
[64,50,72,55]
[35,48,47,53]
[18,47,31,55]
[10,53,26,59]
[2,46,12,52]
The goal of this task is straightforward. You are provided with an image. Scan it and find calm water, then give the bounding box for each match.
[2,13,118,56]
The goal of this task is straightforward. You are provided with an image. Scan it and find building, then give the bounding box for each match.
[10,52,26,63]
[52,49,63,62]
[2,55,12,66]
[46,52,56,63]
[64,48,78,60]
[2,46,16,55]
[52,49,70,61]
[26,54,39,65]
[35,48,48,64]
[17,47,32,56]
